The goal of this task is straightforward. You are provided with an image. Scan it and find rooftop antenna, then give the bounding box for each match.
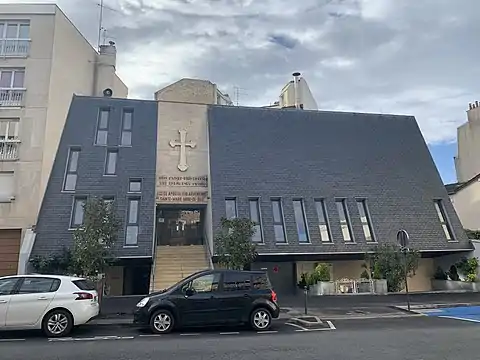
[97,0,104,51]
[233,86,248,106]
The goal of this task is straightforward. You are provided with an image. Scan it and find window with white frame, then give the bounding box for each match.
[336,199,353,242]
[249,198,263,243]
[434,199,454,240]
[0,22,30,40]
[104,149,118,175]
[121,109,133,146]
[70,197,86,228]
[0,119,20,160]
[95,109,109,145]
[271,199,287,243]
[315,199,331,242]
[0,69,25,89]
[126,198,140,246]
[63,148,80,191]
[293,199,309,243]
[356,199,375,242]
[225,198,237,219]
[0,171,14,202]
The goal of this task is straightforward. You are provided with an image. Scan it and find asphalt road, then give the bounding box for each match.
[0,316,478,359]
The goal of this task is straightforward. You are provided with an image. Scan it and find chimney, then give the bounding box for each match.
[470,103,473,110]
[476,101,479,108]
[292,72,301,109]
[94,40,117,96]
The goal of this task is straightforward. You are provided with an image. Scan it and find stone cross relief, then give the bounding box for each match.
[169,129,196,172]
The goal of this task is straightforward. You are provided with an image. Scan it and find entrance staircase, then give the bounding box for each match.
[152,245,210,292]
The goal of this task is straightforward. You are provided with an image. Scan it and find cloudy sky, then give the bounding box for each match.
[9,0,480,183]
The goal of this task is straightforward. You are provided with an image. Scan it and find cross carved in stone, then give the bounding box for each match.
[169,129,196,172]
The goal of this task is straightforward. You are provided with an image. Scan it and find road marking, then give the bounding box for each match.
[219,331,240,335]
[439,316,480,323]
[49,336,134,342]
[326,320,336,330]
[285,322,309,331]
[139,334,162,337]
[257,330,278,334]
[180,333,201,336]
[0,339,25,342]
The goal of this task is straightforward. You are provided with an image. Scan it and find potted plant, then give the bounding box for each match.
[310,263,335,295]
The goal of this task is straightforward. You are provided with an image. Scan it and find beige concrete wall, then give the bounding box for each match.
[455,107,480,183]
[332,260,364,280]
[155,79,216,104]
[156,101,209,205]
[113,74,128,99]
[406,258,434,292]
[451,181,480,230]
[0,11,56,229]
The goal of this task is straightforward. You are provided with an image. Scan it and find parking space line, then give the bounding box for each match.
[180,333,201,336]
[139,334,162,337]
[0,339,25,342]
[285,322,309,331]
[439,316,480,323]
[219,331,240,335]
[326,321,336,330]
[257,330,278,334]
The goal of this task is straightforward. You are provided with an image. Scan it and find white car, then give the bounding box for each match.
[0,274,99,337]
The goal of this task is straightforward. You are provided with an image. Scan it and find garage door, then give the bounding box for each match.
[0,229,21,277]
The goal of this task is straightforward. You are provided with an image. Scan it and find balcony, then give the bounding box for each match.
[0,89,25,107]
[0,140,20,161]
[0,39,30,57]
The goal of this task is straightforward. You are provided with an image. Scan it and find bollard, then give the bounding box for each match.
[304,285,308,315]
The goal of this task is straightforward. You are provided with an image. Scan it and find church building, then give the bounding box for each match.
[29,77,472,295]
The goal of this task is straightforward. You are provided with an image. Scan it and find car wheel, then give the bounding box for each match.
[150,309,175,334]
[42,309,73,338]
[250,308,272,331]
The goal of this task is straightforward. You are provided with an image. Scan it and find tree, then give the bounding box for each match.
[70,197,120,278]
[365,244,420,293]
[465,229,480,239]
[214,217,258,270]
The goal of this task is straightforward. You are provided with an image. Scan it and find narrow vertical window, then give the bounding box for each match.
[63,148,80,191]
[103,196,114,209]
[336,199,353,242]
[315,199,331,242]
[126,198,140,245]
[105,150,118,175]
[272,199,286,243]
[356,199,375,242]
[70,197,86,228]
[121,109,133,146]
[434,200,454,240]
[293,199,309,243]
[95,109,109,145]
[249,198,263,243]
[225,198,237,219]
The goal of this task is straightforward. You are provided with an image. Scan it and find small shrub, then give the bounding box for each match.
[433,266,448,280]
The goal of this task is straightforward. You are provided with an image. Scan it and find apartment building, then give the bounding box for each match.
[264,72,318,110]
[0,3,127,276]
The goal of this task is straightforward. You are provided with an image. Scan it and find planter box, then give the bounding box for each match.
[373,279,388,294]
[311,281,335,295]
[431,279,480,292]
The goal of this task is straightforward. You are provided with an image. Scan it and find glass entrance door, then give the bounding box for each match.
[156,208,204,246]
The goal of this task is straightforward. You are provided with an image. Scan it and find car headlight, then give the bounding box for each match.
[136,297,150,308]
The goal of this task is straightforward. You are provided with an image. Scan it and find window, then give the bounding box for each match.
[70,197,86,228]
[126,198,140,245]
[183,273,220,294]
[0,277,19,295]
[223,272,251,292]
[0,119,20,160]
[252,274,271,290]
[271,199,286,243]
[105,149,118,175]
[72,279,96,291]
[356,200,375,242]
[121,109,133,146]
[0,22,30,39]
[17,277,60,294]
[249,199,263,243]
[434,200,454,240]
[63,148,80,191]
[0,171,14,202]
[315,200,331,242]
[103,197,114,210]
[293,199,309,243]
[129,179,142,193]
[95,109,109,145]
[0,69,25,88]
[336,199,353,242]
[225,198,237,219]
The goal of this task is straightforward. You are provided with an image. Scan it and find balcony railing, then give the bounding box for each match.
[0,140,20,161]
[0,39,30,57]
[0,89,26,107]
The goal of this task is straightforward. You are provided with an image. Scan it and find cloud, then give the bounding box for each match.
[6,0,480,144]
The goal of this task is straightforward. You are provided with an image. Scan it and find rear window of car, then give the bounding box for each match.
[252,273,271,290]
[72,279,96,291]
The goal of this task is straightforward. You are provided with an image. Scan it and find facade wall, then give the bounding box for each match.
[32,96,157,258]
[208,106,470,255]
[155,79,216,105]
[450,181,480,230]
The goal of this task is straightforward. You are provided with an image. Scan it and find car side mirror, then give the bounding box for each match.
[185,288,195,297]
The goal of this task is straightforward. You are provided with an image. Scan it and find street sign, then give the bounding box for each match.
[397,229,410,248]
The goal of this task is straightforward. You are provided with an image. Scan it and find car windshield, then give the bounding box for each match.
[159,271,205,293]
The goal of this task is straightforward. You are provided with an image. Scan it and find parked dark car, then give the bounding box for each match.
[133,269,280,334]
